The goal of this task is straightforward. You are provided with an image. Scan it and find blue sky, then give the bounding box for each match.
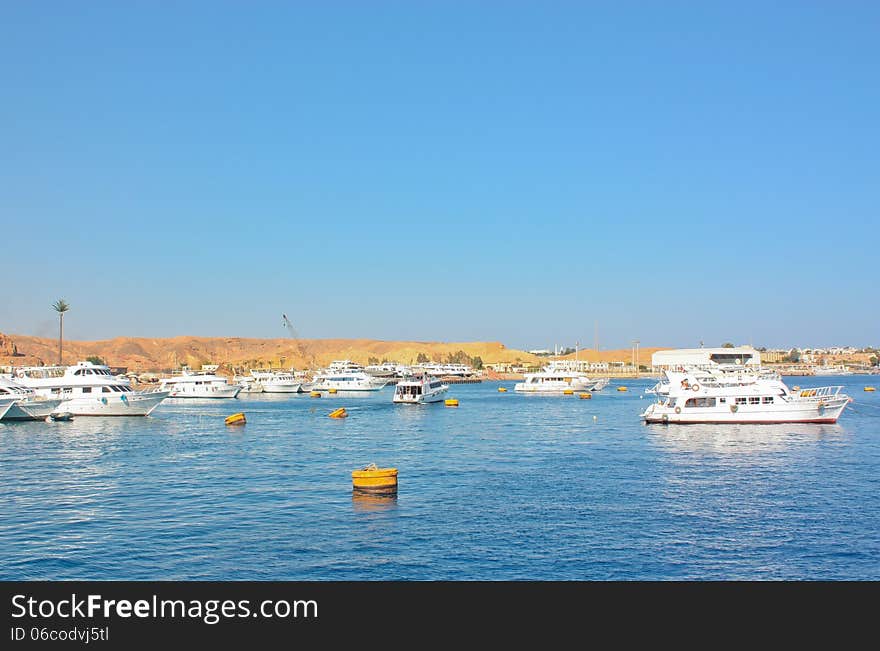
[2,2,877,350]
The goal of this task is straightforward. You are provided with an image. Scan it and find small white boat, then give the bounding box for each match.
[159,371,241,398]
[392,376,449,404]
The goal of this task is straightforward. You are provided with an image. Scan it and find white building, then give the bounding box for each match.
[651,347,760,371]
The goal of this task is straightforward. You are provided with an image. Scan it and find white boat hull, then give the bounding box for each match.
[2,398,65,421]
[0,398,16,421]
[52,391,170,416]
[514,379,593,393]
[260,382,302,393]
[642,398,849,424]
[165,386,241,399]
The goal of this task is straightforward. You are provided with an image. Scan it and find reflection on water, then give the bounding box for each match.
[646,422,848,455]
[351,491,399,513]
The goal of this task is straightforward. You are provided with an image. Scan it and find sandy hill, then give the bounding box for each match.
[1,332,666,373]
[0,333,538,372]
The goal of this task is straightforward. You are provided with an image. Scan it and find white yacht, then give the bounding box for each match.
[413,363,474,377]
[312,367,388,392]
[13,361,169,416]
[159,371,241,398]
[392,376,449,404]
[365,362,412,378]
[514,365,607,394]
[249,370,302,393]
[641,370,851,424]
[0,376,65,421]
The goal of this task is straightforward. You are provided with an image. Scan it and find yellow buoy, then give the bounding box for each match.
[445,398,459,407]
[498,387,507,392]
[579,392,592,399]
[352,464,398,494]
[225,412,246,426]
[865,387,876,392]
[329,407,347,419]
[328,388,338,394]
[617,386,628,392]
[563,389,574,395]
[310,391,322,397]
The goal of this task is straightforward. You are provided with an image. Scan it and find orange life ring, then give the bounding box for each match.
[691,384,700,392]
[730,404,738,413]
[674,406,681,414]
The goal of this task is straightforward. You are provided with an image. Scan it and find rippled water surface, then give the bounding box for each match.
[2,377,879,579]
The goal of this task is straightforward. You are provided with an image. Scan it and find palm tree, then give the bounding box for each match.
[52,299,70,365]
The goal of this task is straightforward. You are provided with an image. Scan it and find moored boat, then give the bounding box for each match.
[641,370,851,424]
[13,361,169,416]
[392,376,449,404]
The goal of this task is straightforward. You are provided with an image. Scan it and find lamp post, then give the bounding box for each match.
[631,339,640,378]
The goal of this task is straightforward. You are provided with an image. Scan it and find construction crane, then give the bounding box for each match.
[282,313,316,369]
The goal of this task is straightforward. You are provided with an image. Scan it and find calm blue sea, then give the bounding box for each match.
[1,377,878,580]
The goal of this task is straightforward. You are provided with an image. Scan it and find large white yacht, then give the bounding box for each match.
[159,371,241,398]
[514,364,608,394]
[0,376,65,421]
[392,376,449,404]
[13,361,169,416]
[249,370,302,393]
[641,370,851,424]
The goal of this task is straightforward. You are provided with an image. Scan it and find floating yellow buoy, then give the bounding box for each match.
[579,392,592,399]
[225,412,246,426]
[445,398,459,407]
[498,387,507,392]
[352,463,398,494]
[865,387,876,392]
[310,391,322,397]
[329,407,348,419]
[328,388,338,394]
[617,386,628,392]
[563,389,574,395]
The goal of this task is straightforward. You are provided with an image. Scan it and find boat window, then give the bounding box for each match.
[719,397,726,403]
[102,386,112,393]
[82,387,92,393]
[74,369,83,376]
[735,397,748,405]
[762,396,774,404]
[749,397,760,405]
[684,397,716,407]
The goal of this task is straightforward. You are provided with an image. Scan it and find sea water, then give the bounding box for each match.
[1,377,878,579]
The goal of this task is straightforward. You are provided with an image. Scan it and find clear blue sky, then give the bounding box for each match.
[2,2,877,350]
